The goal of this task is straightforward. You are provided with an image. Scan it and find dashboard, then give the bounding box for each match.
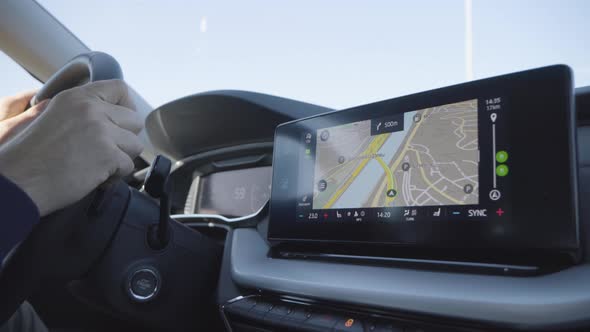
[146,69,590,332]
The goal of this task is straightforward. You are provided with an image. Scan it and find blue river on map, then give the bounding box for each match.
[333,111,417,209]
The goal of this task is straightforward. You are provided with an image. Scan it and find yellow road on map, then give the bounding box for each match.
[322,133,389,208]
[375,156,396,204]
[369,109,434,206]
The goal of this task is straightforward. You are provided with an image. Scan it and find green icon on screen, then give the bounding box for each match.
[496,164,509,177]
[496,150,508,163]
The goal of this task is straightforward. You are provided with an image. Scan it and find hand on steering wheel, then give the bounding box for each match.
[0,52,221,330]
[0,79,143,216]
[0,52,143,323]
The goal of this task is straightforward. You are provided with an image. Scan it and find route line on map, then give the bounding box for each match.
[369,109,431,206]
[375,155,397,203]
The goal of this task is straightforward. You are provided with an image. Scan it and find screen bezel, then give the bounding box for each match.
[268,65,579,252]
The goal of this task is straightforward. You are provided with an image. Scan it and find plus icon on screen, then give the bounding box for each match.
[495,208,505,217]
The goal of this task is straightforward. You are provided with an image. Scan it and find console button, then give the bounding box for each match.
[224,297,257,315]
[270,304,292,316]
[333,316,364,332]
[263,304,292,324]
[282,306,311,323]
[366,320,403,332]
[303,311,339,331]
[250,301,274,319]
[127,268,160,302]
[243,297,259,307]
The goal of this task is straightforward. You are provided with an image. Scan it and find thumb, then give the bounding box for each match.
[0,89,38,121]
[0,99,50,144]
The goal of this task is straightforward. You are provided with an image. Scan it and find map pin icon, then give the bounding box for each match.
[490,113,497,123]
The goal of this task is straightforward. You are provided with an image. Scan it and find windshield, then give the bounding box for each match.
[38,0,590,109]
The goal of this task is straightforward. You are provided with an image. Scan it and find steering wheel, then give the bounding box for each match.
[0,52,222,329]
[30,52,123,106]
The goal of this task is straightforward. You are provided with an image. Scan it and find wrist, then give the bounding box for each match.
[0,146,45,216]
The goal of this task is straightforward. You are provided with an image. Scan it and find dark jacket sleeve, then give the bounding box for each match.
[0,174,40,263]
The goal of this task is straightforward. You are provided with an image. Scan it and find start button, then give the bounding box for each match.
[127,268,160,302]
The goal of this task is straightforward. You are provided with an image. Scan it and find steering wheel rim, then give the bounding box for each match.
[30,51,123,106]
[0,51,125,323]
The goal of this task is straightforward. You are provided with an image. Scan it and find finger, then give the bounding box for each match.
[111,125,144,158]
[0,89,38,120]
[5,99,50,125]
[0,100,49,143]
[103,104,144,134]
[82,80,135,109]
[11,89,37,105]
[112,149,136,178]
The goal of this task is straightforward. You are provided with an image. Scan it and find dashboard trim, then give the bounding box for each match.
[230,227,590,330]
[172,200,269,229]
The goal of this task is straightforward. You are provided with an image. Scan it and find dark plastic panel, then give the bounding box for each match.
[146,90,333,160]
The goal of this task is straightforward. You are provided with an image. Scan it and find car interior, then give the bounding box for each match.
[1,1,590,332]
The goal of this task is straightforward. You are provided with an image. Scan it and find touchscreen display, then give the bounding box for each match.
[309,99,485,219]
[269,65,578,251]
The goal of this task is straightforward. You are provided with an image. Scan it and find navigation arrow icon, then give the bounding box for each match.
[489,189,501,201]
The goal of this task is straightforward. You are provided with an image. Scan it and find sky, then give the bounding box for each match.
[1,0,589,109]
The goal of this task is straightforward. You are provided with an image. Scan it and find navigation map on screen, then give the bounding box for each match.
[313,99,479,209]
